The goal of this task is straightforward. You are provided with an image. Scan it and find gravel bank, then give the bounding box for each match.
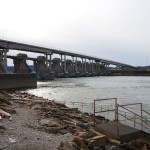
[0,104,74,150]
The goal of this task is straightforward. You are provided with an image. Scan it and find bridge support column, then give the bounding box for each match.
[82,58,83,71]
[34,60,37,72]
[45,53,48,69]
[106,63,110,72]
[36,56,55,80]
[64,55,66,72]
[0,50,4,73]
[89,60,92,73]
[60,55,63,69]
[52,58,61,73]
[77,61,82,73]
[75,57,77,72]
[36,56,48,74]
[0,49,8,73]
[92,60,94,72]
[98,62,101,74]
[14,53,31,74]
[84,58,87,72]
[89,60,91,72]
[49,54,52,71]
[66,60,73,73]
[96,62,100,74]
[3,49,8,72]
[101,63,106,73]
[72,57,75,71]
[104,63,107,73]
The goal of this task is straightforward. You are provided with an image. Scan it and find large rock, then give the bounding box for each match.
[88,135,107,149]
[58,141,74,150]
[73,136,87,150]
[45,126,64,133]
[39,118,61,127]
[74,132,88,139]
[66,113,82,119]
[105,145,117,150]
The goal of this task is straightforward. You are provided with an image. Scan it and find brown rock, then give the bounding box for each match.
[88,135,107,149]
[50,108,65,115]
[0,106,16,114]
[74,132,88,139]
[39,119,61,127]
[89,128,104,136]
[0,94,12,105]
[73,136,87,150]
[55,102,67,108]
[0,125,6,134]
[58,141,74,150]
[0,130,4,134]
[0,103,10,108]
[141,145,147,150]
[59,129,68,135]
[135,139,144,147]
[32,104,43,110]
[67,113,82,119]
[88,122,94,126]
[63,120,75,125]
[92,147,103,150]
[45,126,64,133]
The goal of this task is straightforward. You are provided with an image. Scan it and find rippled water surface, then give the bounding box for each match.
[25,76,150,112]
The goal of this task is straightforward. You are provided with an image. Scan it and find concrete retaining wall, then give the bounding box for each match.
[0,74,37,89]
[110,70,150,76]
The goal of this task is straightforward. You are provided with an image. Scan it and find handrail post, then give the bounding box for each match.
[94,100,96,125]
[141,103,143,130]
[115,98,117,120]
[134,114,136,128]
[116,104,119,121]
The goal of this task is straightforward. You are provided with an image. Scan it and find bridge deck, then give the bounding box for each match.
[0,39,136,68]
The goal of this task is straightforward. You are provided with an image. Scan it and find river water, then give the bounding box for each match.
[25,76,150,116]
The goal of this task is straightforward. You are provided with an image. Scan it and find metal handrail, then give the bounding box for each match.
[93,98,150,133]
[118,112,150,131]
[117,104,150,131]
[118,104,150,125]
[94,98,117,124]
[143,109,150,116]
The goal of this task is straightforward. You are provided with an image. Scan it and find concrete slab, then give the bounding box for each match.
[95,121,141,142]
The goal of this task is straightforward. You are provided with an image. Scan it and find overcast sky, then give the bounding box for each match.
[0,0,150,66]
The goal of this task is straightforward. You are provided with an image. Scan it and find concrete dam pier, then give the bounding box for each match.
[0,39,137,80]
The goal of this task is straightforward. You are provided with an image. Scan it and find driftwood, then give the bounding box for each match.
[13,98,53,104]
[89,128,104,136]
[0,109,12,121]
[63,120,75,125]
[0,95,12,105]
[33,98,48,100]
[108,138,121,145]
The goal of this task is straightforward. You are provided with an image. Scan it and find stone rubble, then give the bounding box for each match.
[0,89,150,150]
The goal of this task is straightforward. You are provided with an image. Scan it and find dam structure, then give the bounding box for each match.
[0,39,136,80]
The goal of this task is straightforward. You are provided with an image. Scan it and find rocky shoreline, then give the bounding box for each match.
[0,90,150,150]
